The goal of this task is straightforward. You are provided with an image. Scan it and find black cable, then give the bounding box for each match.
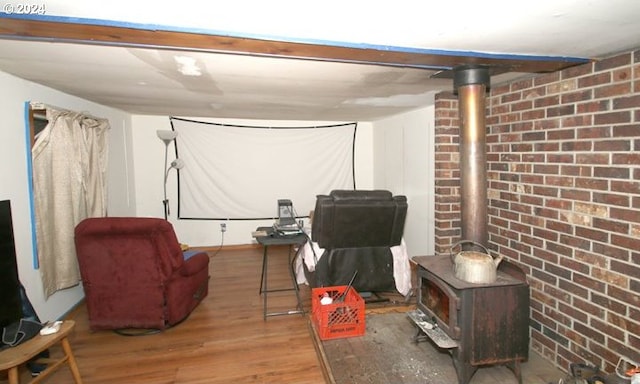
[209,228,224,258]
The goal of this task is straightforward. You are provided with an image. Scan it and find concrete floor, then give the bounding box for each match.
[320,312,566,384]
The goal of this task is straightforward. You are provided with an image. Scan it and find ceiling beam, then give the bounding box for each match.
[0,17,590,74]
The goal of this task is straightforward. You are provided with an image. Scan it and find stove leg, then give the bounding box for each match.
[506,360,523,384]
[451,357,478,384]
[411,326,428,344]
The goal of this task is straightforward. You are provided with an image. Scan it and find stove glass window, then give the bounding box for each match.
[420,277,450,324]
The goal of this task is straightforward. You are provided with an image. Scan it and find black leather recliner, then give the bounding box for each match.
[304,189,408,293]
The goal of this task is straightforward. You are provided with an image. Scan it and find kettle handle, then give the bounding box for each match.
[449,240,491,263]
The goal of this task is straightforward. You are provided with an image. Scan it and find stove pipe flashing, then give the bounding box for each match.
[453,65,490,251]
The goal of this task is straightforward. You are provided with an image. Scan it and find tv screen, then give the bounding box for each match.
[0,200,23,327]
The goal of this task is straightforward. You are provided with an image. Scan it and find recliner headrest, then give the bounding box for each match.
[329,189,393,202]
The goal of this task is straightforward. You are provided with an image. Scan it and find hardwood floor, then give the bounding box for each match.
[2,245,326,384]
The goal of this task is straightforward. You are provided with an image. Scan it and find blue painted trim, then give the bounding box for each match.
[23,101,39,269]
[0,14,590,66]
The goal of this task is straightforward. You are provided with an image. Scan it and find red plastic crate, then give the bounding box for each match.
[311,285,365,341]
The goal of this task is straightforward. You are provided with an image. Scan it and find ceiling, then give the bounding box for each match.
[0,1,639,121]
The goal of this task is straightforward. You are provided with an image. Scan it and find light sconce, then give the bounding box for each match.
[157,130,184,220]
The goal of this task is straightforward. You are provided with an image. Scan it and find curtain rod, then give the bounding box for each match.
[29,101,103,121]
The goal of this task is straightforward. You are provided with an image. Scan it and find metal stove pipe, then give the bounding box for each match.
[453,65,490,250]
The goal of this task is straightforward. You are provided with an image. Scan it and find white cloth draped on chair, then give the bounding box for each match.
[31,106,110,297]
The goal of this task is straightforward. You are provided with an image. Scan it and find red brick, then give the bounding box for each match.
[614,153,640,166]
[511,100,533,111]
[594,52,632,71]
[611,233,640,250]
[561,89,592,103]
[594,218,629,234]
[612,67,632,82]
[611,180,640,194]
[573,274,606,294]
[608,285,640,307]
[559,256,590,275]
[612,124,640,137]
[562,115,593,128]
[522,109,546,121]
[547,128,576,140]
[562,141,593,152]
[594,111,632,125]
[578,72,611,88]
[577,100,610,113]
[511,78,534,91]
[562,62,593,79]
[547,242,573,257]
[593,242,629,261]
[611,259,640,279]
[548,154,574,163]
[535,72,561,86]
[591,318,625,343]
[535,142,560,152]
[593,166,630,179]
[576,126,611,139]
[595,140,631,151]
[594,83,632,98]
[559,234,591,250]
[575,177,608,191]
[547,219,573,234]
[593,192,630,207]
[500,92,522,103]
[576,153,609,164]
[546,175,573,187]
[574,250,608,268]
[547,105,575,117]
[561,189,591,202]
[613,95,640,109]
[561,165,591,177]
[535,95,560,108]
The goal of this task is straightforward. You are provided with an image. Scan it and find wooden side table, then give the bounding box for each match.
[0,320,82,384]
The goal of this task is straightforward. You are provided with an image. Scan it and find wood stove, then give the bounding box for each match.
[408,254,530,384]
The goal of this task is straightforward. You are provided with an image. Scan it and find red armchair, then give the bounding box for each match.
[74,217,209,331]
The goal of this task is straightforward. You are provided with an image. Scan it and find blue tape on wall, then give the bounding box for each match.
[23,101,39,269]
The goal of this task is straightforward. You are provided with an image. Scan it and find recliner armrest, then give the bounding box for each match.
[178,252,209,277]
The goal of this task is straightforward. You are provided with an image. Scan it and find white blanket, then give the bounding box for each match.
[295,238,412,296]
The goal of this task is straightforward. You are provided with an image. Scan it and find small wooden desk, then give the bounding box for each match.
[0,320,82,384]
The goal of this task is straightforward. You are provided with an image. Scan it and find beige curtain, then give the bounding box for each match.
[32,107,110,297]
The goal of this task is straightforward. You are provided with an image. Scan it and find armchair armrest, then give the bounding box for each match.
[179,252,209,277]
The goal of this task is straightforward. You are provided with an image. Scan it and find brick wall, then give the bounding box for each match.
[433,49,640,373]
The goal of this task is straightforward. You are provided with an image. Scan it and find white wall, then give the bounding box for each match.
[372,104,436,257]
[0,70,135,322]
[130,115,374,246]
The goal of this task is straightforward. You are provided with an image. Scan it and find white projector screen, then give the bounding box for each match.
[170,117,357,220]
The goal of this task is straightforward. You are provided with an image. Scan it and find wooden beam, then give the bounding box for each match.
[0,17,589,74]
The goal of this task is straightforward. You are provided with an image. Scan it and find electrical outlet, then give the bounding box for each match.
[220,223,227,232]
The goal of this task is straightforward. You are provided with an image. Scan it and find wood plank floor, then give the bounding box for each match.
[1,245,567,384]
[1,245,325,384]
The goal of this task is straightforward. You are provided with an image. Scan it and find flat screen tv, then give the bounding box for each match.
[0,200,23,327]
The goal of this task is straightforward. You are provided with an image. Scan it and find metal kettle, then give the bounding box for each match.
[451,240,503,284]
